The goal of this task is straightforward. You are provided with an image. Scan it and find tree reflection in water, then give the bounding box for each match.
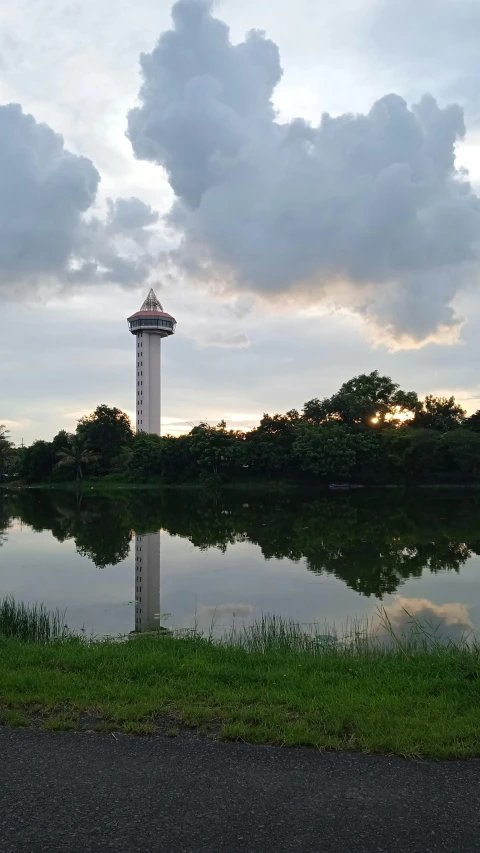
[2,488,480,599]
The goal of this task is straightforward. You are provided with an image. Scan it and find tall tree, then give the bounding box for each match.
[20,440,56,483]
[0,425,15,481]
[442,430,480,475]
[52,430,74,453]
[76,405,134,473]
[56,439,100,482]
[245,411,299,475]
[188,421,240,484]
[303,371,419,429]
[464,410,480,433]
[293,423,357,478]
[127,433,163,482]
[415,396,466,431]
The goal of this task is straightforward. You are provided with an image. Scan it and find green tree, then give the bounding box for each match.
[303,371,419,429]
[127,433,163,482]
[405,430,445,479]
[17,431,73,484]
[293,423,356,478]
[52,430,74,453]
[245,411,299,475]
[442,430,480,475]
[0,425,15,481]
[55,438,100,481]
[464,410,480,433]
[380,428,444,481]
[353,431,382,479]
[20,440,57,483]
[416,395,466,431]
[188,421,234,485]
[10,490,132,568]
[157,434,193,482]
[76,405,133,473]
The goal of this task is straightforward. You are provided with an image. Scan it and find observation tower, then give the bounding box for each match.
[127,289,176,435]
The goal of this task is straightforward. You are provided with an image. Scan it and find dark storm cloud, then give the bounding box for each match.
[0,103,157,295]
[127,0,480,344]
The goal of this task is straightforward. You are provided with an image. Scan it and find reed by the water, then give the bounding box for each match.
[0,596,68,643]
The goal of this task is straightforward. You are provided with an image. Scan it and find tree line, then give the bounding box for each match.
[3,371,480,485]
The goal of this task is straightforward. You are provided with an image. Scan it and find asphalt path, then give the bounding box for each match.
[1,727,479,852]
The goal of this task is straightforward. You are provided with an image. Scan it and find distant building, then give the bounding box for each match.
[127,288,176,435]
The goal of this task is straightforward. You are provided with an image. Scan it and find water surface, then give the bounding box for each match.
[1,488,480,639]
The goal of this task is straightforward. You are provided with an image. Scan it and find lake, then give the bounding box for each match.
[1,488,480,641]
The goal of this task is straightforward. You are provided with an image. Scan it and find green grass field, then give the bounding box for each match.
[1,597,479,758]
[1,628,480,758]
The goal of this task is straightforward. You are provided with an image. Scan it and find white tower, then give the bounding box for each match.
[127,289,176,435]
[134,532,161,633]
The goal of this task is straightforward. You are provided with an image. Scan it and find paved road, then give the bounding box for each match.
[1,728,479,852]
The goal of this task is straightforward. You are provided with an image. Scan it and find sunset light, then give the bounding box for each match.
[371,407,415,426]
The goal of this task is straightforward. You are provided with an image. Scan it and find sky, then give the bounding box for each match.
[1,0,480,444]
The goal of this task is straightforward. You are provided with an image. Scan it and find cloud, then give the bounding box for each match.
[377,596,474,646]
[0,418,32,430]
[127,0,480,347]
[0,103,99,289]
[203,331,250,349]
[106,196,159,236]
[366,0,480,117]
[0,103,159,297]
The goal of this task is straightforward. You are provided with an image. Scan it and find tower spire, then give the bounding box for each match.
[140,288,163,312]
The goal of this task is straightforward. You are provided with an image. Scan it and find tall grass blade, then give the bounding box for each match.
[0,596,69,643]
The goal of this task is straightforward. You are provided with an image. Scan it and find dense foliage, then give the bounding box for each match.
[6,372,480,485]
[0,425,17,482]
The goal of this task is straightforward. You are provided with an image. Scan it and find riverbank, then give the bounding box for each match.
[1,631,480,758]
[3,479,480,495]
[0,478,297,493]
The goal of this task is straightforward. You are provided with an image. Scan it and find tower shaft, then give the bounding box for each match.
[134,532,160,633]
[136,332,161,435]
[128,288,176,437]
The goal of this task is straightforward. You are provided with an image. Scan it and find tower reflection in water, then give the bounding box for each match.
[134,532,161,632]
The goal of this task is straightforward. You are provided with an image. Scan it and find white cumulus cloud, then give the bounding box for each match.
[127,0,480,347]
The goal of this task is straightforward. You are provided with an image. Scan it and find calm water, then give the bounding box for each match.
[1,488,480,640]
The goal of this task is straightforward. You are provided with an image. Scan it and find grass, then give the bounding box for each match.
[1,601,480,758]
[0,708,31,728]
[0,597,68,643]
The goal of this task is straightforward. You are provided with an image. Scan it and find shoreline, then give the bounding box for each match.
[1,631,480,758]
[3,480,480,493]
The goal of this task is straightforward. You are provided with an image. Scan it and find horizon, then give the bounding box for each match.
[4,361,474,447]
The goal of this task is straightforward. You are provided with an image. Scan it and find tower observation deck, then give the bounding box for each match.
[127,289,176,435]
